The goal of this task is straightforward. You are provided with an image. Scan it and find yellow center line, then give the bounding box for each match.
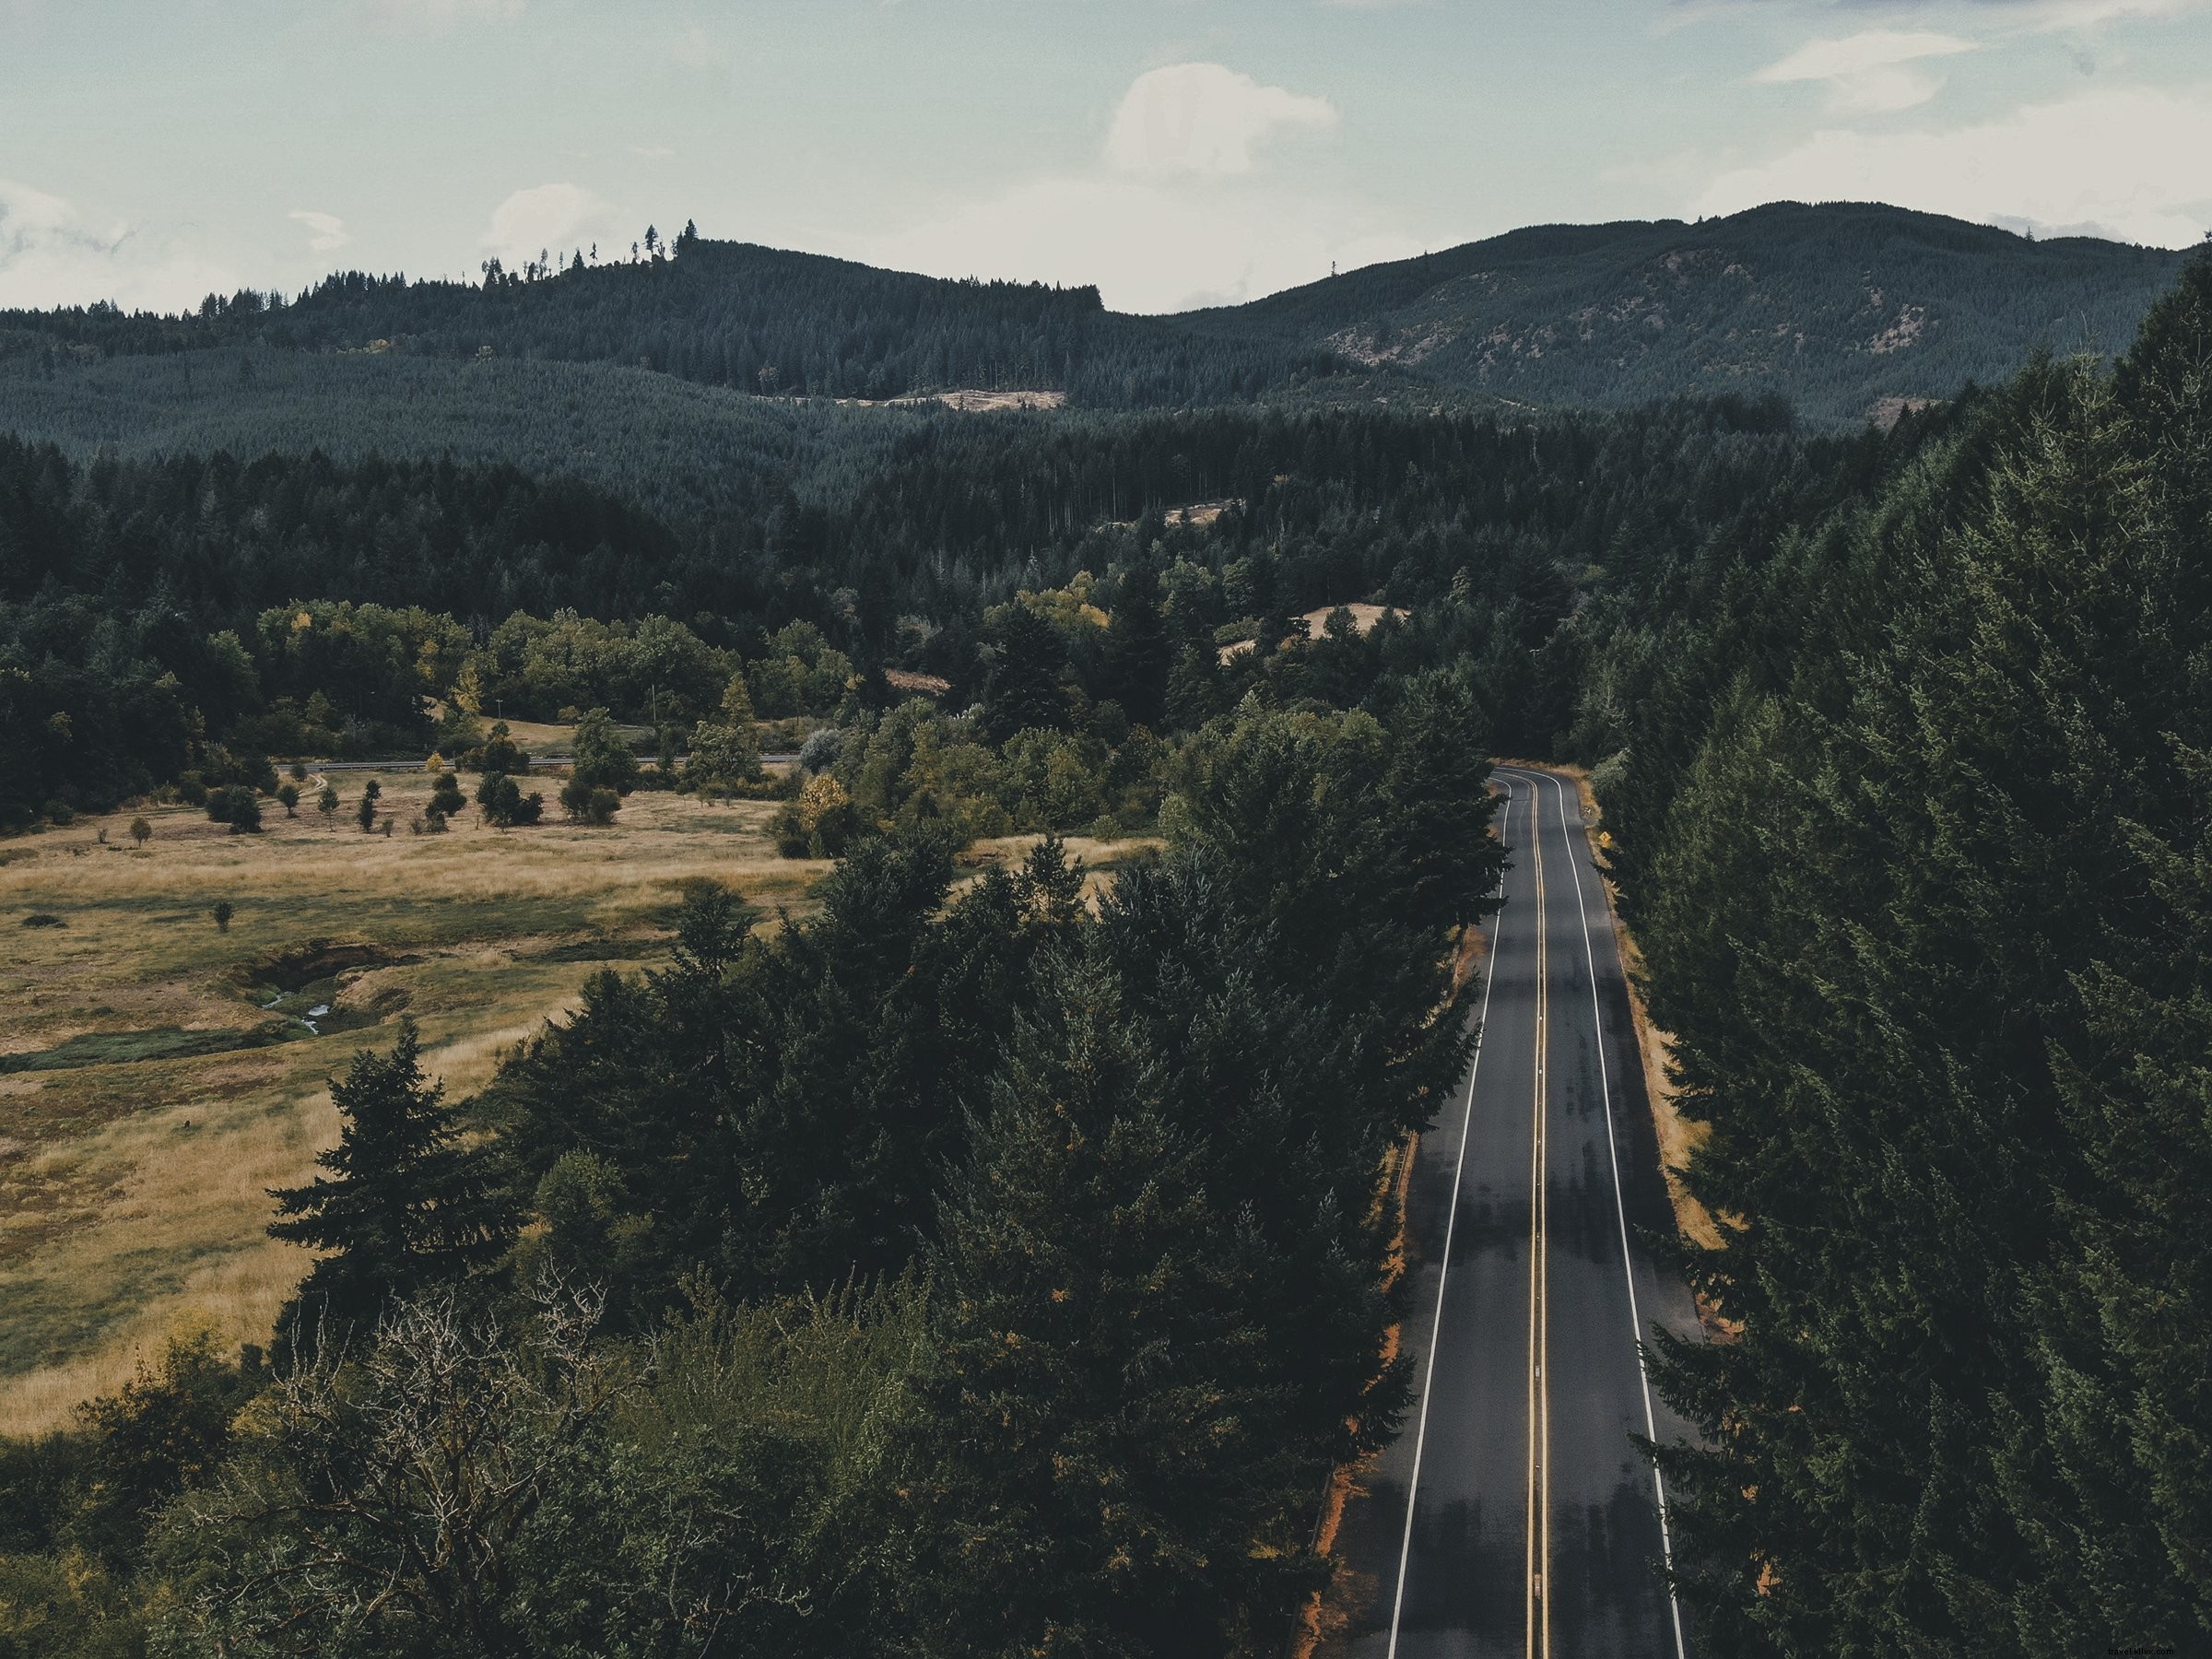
[1525,785,1553,1659]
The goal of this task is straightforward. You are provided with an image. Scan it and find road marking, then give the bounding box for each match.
[1506,766,1689,1659]
[1382,776,1514,1659]
[1525,784,1552,1659]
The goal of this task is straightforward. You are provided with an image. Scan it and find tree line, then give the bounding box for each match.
[1553,254,2212,1653]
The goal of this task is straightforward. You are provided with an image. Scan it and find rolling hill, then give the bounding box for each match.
[1184,201,2190,422]
[0,201,2194,430]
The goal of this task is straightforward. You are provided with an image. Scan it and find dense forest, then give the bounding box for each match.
[0,201,2184,426]
[3,209,2210,1653]
[0,394,1856,826]
[1556,259,2212,1653]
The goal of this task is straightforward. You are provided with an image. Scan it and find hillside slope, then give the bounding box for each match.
[1178,201,2189,421]
[0,202,2189,425]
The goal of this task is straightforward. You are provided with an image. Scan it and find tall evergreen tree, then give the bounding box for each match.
[906,949,1300,1658]
[982,604,1073,744]
[267,1019,511,1340]
[1103,554,1171,729]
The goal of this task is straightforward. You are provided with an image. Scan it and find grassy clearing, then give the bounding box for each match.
[0,774,1152,1434]
[0,771,825,1434]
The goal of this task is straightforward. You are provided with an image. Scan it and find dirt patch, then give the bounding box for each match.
[1218,603,1410,664]
[230,939,403,994]
[882,668,953,698]
[1869,394,1936,430]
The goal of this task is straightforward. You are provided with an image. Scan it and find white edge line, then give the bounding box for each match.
[1382,776,1516,1659]
[1519,766,1689,1659]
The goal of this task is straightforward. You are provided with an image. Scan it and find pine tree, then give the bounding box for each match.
[982,603,1072,744]
[267,1019,511,1340]
[1103,553,1171,728]
[907,949,1301,1657]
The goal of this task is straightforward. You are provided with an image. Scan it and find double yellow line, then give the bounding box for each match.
[1524,782,1553,1659]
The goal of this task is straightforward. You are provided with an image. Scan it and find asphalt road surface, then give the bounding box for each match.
[1320,765,1702,1659]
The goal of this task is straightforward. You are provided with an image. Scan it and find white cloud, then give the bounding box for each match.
[288,210,352,253]
[1753,30,1977,113]
[481,182,619,265]
[853,62,1382,312]
[0,178,241,312]
[1104,63,1338,177]
[1693,82,2212,247]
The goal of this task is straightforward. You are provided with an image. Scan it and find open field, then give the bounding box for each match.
[0,770,823,1434]
[0,774,1147,1434]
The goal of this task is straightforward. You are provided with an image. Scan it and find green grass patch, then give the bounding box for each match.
[0,1025,287,1075]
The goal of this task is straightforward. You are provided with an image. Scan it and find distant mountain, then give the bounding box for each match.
[0,202,2193,426]
[1183,201,2191,423]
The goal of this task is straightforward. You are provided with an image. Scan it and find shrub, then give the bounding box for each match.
[461,722,529,774]
[276,783,300,817]
[128,817,151,847]
[797,725,843,773]
[559,775,621,825]
[206,786,262,833]
[477,771,544,828]
[22,912,65,927]
[771,771,859,858]
[212,900,234,933]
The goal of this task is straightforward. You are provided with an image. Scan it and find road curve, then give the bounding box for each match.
[1319,766,1701,1659]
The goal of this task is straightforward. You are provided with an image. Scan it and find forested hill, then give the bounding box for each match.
[0,231,1338,410]
[1176,201,2191,422]
[0,203,2187,424]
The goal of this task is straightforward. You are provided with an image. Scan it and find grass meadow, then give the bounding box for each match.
[0,766,825,1434]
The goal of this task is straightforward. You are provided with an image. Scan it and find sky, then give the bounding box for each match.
[4,0,2210,316]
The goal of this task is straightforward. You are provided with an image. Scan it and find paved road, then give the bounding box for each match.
[1321,766,1701,1659]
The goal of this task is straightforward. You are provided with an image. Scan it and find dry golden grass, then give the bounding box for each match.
[0,771,830,1434]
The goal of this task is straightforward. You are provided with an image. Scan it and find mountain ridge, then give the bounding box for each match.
[0,200,2194,426]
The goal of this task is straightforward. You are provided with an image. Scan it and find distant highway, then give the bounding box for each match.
[1322,765,1701,1658]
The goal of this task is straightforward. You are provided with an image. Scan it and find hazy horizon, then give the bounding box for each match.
[6,0,2211,318]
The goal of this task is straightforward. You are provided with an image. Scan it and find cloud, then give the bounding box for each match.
[288,210,352,254]
[0,178,241,312]
[1693,82,2212,246]
[1753,30,1978,112]
[481,182,619,265]
[1104,63,1338,177]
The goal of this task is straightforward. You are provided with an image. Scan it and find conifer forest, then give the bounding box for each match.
[4,153,2212,1659]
